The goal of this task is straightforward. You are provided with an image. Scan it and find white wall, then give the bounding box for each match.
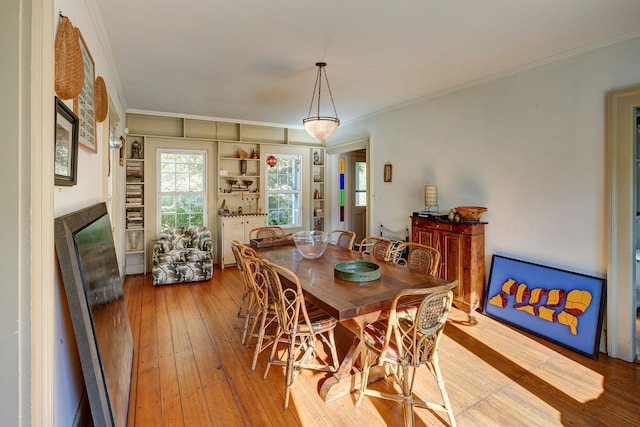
[52,0,126,424]
[334,36,640,278]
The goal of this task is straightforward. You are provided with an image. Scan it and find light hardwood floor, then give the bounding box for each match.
[124,269,640,427]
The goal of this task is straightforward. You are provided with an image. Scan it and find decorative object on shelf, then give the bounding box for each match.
[251,150,259,159]
[266,155,277,167]
[227,179,237,186]
[242,191,260,213]
[455,206,488,222]
[237,149,249,159]
[74,28,96,153]
[313,150,320,165]
[303,62,340,140]
[54,96,79,187]
[127,230,141,250]
[384,162,392,182]
[131,139,142,159]
[240,159,247,175]
[242,180,253,187]
[54,14,84,100]
[314,189,320,199]
[422,185,438,213]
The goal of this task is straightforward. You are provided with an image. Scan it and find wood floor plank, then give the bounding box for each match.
[155,286,185,426]
[130,275,163,427]
[124,267,640,427]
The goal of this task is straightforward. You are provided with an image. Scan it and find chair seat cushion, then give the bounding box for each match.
[298,303,338,332]
[381,304,418,321]
[363,321,400,361]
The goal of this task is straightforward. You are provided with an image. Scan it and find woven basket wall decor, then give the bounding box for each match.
[54,15,84,100]
[94,76,108,122]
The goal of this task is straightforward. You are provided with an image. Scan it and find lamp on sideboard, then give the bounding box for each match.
[423,185,438,213]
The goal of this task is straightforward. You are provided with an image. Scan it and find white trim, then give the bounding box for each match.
[30,0,55,424]
[606,85,640,362]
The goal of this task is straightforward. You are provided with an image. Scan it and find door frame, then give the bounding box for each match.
[327,137,371,236]
[606,85,640,362]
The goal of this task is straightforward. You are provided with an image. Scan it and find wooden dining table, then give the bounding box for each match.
[258,242,458,403]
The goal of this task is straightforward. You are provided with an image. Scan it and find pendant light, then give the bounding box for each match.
[303,62,340,140]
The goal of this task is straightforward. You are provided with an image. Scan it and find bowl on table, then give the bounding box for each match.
[292,231,329,259]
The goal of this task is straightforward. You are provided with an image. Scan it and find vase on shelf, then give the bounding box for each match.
[128,231,141,250]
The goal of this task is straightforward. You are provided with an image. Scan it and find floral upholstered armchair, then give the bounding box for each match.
[152,226,214,285]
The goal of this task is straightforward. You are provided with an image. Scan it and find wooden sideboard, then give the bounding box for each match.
[411,213,486,314]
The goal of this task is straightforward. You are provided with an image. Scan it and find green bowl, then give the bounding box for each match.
[334,261,381,282]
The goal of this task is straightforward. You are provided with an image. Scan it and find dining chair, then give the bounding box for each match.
[355,287,456,427]
[260,258,340,409]
[249,225,286,241]
[393,242,441,276]
[241,254,279,370]
[230,240,259,344]
[359,236,393,261]
[329,229,356,250]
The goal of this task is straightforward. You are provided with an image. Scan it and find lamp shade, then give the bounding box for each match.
[303,117,340,140]
[424,185,438,207]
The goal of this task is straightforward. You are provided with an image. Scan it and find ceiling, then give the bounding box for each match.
[96,0,640,130]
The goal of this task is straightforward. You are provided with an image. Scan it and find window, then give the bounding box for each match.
[158,150,207,229]
[355,161,367,207]
[266,154,302,226]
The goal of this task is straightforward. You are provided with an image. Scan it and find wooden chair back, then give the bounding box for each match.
[359,236,393,261]
[329,229,356,250]
[393,242,441,276]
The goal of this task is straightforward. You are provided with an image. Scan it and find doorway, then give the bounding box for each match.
[327,138,370,241]
[351,150,367,243]
[607,86,640,362]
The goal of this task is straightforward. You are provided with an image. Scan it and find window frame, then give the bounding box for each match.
[156,148,208,230]
[264,152,303,228]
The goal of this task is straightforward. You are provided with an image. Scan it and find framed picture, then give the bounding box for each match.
[484,254,606,359]
[54,97,79,186]
[54,202,133,427]
[74,29,96,153]
[384,162,392,182]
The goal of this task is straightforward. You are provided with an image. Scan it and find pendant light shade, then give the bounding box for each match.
[303,62,339,140]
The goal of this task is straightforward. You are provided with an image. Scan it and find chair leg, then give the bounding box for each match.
[240,293,256,345]
[263,326,282,380]
[355,349,373,408]
[283,336,297,410]
[251,308,273,371]
[401,365,416,427]
[431,356,457,427]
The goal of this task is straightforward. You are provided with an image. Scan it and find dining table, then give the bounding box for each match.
[257,242,458,403]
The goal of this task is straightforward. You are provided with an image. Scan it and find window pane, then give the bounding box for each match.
[265,154,301,226]
[355,161,367,207]
[158,150,207,228]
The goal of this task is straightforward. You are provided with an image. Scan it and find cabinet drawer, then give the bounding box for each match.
[412,217,453,231]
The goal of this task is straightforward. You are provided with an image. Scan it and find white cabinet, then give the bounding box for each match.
[217,214,267,267]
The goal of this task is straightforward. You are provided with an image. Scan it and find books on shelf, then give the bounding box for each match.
[126,208,144,229]
[126,184,143,205]
[126,162,143,182]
